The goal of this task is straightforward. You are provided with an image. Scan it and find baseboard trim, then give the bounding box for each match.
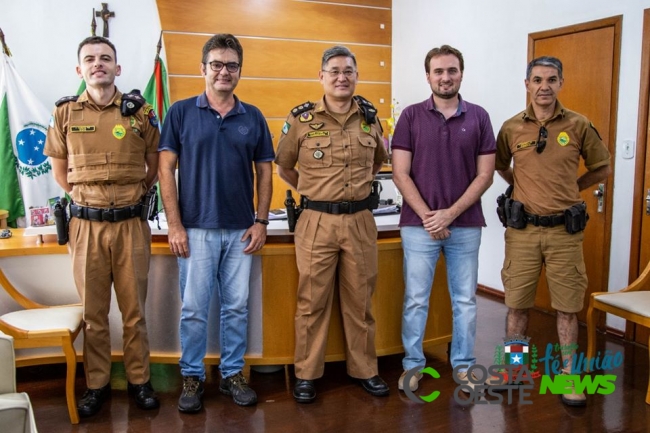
[477,284,505,300]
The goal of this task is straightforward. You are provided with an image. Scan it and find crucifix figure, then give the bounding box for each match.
[95,3,115,38]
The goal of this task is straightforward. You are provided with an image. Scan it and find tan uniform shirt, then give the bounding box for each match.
[495,101,610,215]
[275,96,387,201]
[44,89,159,208]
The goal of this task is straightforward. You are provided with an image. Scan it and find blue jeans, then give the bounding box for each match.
[401,226,481,372]
[178,228,251,380]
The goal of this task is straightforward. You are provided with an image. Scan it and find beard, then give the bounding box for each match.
[432,87,459,100]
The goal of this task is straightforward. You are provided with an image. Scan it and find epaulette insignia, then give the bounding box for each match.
[291,101,315,117]
[55,95,79,107]
[120,89,145,117]
[353,95,379,126]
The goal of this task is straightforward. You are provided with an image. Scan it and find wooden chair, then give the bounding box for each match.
[586,261,650,404]
[0,269,83,424]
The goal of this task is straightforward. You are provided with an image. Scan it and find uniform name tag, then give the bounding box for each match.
[516,140,536,150]
[306,131,330,138]
[70,126,96,133]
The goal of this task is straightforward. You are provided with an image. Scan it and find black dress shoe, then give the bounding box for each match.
[359,375,390,396]
[77,383,111,417]
[128,381,160,410]
[293,379,316,403]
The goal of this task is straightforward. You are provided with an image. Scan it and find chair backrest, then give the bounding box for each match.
[0,332,16,394]
[0,269,47,310]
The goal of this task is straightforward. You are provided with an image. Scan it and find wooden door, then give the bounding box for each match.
[528,17,621,326]
[630,10,650,345]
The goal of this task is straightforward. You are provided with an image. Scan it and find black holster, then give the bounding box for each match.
[505,199,527,229]
[141,186,158,221]
[496,185,513,227]
[564,202,589,234]
[53,198,69,245]
[369,180,382,210]
[285,190,302,233]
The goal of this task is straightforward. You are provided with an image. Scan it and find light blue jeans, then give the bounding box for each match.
[178,228,251,380]
[401,226,481,372]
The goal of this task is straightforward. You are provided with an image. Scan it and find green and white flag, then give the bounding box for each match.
[0,52,62,227]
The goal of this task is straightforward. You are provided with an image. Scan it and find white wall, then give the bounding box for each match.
[393,0,650,330]
[0,0,160,108]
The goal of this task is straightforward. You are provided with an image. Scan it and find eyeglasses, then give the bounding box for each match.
[537,126,548,154]
[206,61,240,73]
[322,69,356,78]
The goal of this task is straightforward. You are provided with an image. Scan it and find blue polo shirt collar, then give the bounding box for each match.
[196,92,247,115]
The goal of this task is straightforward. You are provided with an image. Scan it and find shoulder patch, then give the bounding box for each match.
[55,95,79,107]
[589,122,603,140]
[290,101,315,117]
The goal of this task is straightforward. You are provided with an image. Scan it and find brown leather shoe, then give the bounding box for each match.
[398,370,423,392]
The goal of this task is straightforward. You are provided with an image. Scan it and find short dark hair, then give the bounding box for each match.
[321,45,357,69]
[77,36,117,61]
[202,34,243,67]
[526,56,563,80]
[424,45,464,73]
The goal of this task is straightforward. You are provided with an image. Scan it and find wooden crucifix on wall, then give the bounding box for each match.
[95,3,115,38]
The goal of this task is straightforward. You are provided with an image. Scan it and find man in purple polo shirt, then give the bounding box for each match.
[392,45,496,392]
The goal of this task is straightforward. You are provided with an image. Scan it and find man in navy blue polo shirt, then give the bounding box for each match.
[158,33,274,413]
[392,45,495,393]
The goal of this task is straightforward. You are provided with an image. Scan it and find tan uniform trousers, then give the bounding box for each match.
[294,209,379,379]
[502,225,587,313]
[69,216,152,388]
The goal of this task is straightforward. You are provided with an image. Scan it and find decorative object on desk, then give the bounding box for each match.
[0,229,11,239]
[384,99,401,163]
[29,206,52,227]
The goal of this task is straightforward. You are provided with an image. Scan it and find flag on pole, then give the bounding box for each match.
[0,43,62,227]
[143,32,170,125]
[143,32,170,212]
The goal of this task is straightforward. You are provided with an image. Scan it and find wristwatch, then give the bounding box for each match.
[255,218,270,225]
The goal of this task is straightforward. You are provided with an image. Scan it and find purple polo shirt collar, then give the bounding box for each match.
[426,94,467,117]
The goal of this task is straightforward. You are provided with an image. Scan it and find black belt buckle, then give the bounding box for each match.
[101,209,114,222]
[538,216,551,227]
[338,201,350,214]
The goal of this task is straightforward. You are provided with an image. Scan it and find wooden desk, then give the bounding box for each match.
[0,228,452,366]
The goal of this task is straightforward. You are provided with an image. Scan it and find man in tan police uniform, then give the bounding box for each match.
[275,45,389,403]
[495,56,610,406]
[44,36,160,418]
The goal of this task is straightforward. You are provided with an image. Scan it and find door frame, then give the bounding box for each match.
[527,16,621,328]
[628,9,650,340]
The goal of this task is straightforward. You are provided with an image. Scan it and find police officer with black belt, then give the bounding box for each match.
[44,36,160,418]
[494,56,611,407]
[275,45,389,403]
